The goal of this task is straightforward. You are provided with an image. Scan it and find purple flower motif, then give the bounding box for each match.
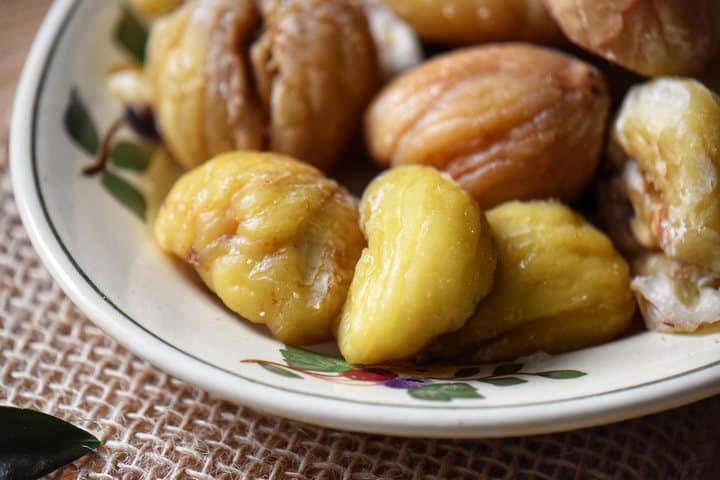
[125,105,161,142]
[383,377,431,389]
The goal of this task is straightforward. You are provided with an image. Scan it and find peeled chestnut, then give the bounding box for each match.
[349,0,423,81]
[365,44,610,209]
[545,0,720,76]
[384,0,562,45]
[154,151,365,345]
[129,0,183,17]
[611,78,720,272]
[336,166,497,364]
[601,78,720,333]
[427,201,635,363]
[632,254,720,333]
[146,0,379,170]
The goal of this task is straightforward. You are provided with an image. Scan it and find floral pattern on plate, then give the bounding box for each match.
[243,347,586,402]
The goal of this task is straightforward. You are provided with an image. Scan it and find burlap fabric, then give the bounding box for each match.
[3,118,720,480]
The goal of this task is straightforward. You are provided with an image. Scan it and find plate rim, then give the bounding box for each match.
[10,0,720,438]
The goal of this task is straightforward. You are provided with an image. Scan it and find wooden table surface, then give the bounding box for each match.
[0,0,51,122]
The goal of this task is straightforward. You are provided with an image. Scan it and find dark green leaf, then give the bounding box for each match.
[101,170,147,221]
[259,363,302,379]
[408,383,483,401]
[0,407,100,480]
[537,370,587,379]
[110,141,153,172]
[480,377,528,387]
[452,367,481,379]
[280,347,351,373]
[64,88,99,155]
[492,363,523,376]
[114,6,148,64]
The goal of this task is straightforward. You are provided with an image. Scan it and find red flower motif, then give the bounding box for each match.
[340,368,397,382]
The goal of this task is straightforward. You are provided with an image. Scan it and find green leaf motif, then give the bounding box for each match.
[110,141,153,172]
[480,377,528,387]
[0,407,100,480]
[492,363,523,376]
[280,347,351,373]
[64,89,99,155]
[537,370,587,379]
[101,170,147,221]
[260,363,302,379]
[453,367,481,379]
[114,6,149,64]
[408,383,483,401]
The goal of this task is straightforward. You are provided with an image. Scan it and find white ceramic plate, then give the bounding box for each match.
[11,0,720,438]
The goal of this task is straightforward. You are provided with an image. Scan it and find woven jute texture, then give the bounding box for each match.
[3,121,720,480]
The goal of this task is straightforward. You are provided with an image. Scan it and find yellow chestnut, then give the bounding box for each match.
[336,165,497,365]
[154,151,365,345]
[428,201,635,363]
[129,0,183,17]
